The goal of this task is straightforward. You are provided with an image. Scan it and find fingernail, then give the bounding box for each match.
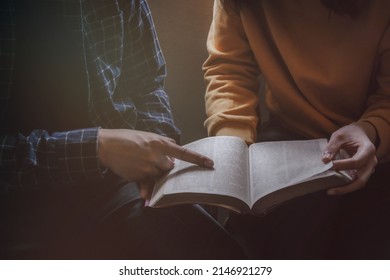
[167,159,175,169]
[322,151,332,160]
[204,159,214,168]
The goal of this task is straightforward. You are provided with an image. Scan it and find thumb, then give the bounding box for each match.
[322,137,341,163]
[138,181,155,200]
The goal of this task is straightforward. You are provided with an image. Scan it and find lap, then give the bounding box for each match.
[226,191,343,259]
[226,166,390,259]
[1,179,245,259]
[332,162,390,259]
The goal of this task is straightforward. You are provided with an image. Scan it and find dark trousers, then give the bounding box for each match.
[225,118,390,259]
[1,179,245,259]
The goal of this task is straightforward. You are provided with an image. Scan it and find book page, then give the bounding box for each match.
[151,136,251,206]
[248,139,333,206]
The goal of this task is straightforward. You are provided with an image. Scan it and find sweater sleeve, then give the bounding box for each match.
[359,23,390,163]
[203,0,260,144]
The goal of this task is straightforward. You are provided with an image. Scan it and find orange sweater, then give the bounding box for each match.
[204,0,390,162]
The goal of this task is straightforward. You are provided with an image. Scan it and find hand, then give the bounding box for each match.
[322,122,378,195]
[138,180,154,201]
[98,129,214,183]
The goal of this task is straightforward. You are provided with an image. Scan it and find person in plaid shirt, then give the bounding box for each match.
[0,0,245,259]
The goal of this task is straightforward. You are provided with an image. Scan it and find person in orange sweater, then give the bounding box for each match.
[204,0,390,258]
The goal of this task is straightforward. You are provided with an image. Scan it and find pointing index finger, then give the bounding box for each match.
[163,142,214,168]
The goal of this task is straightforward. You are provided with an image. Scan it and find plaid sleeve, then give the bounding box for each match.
[0,128,104,193]
[81,0,180,143]
[128,0,181,142]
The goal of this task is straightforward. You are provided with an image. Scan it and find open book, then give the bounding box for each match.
[150,136,352,216]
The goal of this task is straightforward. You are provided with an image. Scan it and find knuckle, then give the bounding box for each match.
[177,145,189,156]
[366,143,376,154]
[149,139,162,149]
[331,131,345,142]
[348,159,362,170]
[372,155,378,166]
[140,165,154,176]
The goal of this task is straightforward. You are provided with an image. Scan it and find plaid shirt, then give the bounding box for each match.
[0,0,180,193]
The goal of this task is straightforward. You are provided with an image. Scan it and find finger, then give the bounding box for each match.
[147,164,164,179]
[139,184,149,199]
[322,139,343,163]
[164,137,176,144]
[327,161,375,195]
[155,155,175,171]
[332,157,362,171]
[332,147,376,171]
[326,177,365,195]
[162,142,214,168]
[139,181,155,200]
